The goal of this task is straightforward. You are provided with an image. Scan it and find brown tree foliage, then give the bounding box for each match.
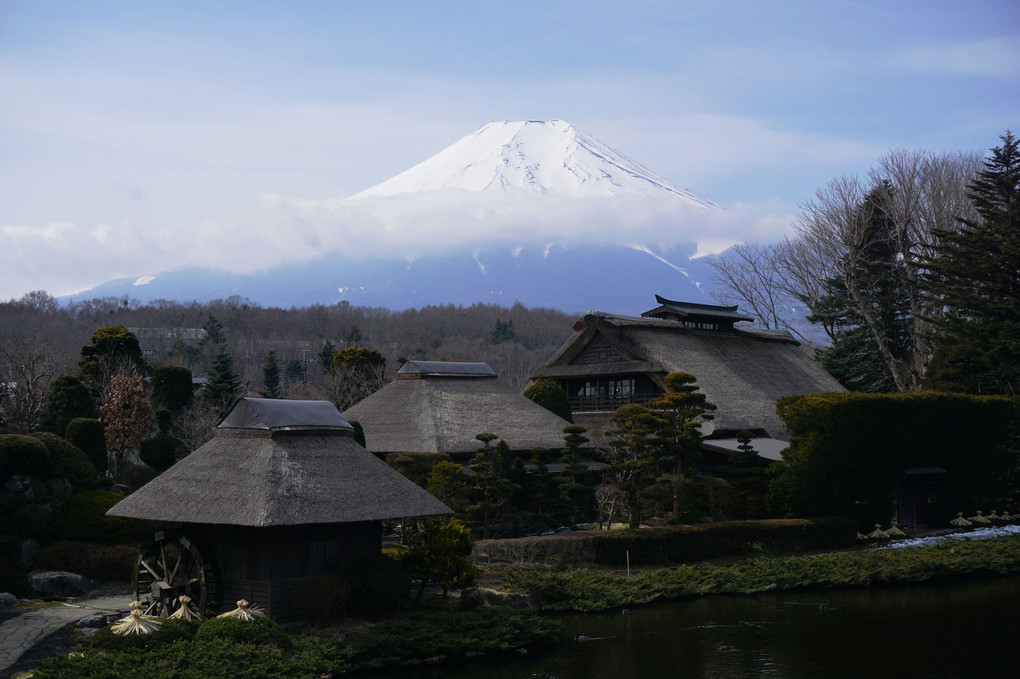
[100,373,154,480]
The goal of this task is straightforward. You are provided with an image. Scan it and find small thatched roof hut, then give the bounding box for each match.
[109,397,450,620]
[343,361,571,458]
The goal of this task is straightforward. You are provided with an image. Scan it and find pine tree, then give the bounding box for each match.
[557,425,592,525]
[260,350,282,398]
[203,345,242,417]
[924,131,1020,394]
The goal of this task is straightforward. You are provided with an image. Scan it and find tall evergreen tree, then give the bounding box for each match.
[924,131,1020,395]
[260,350,282,398]
[203,345,242,417]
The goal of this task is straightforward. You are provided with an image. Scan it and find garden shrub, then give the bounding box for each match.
[771,393,1019,525]
[523,380,573,423]
[33,540,138,581]
[346,553,411,612]
[140,435,177,472]
[291,574,351,626]
[90,618,199,650]
[53,490,151,543]
[122,463,159,491]
[0,434,52,476]
[9,502,56,539]
[195,615,292,650]
[64,418,107,474]
[30,432,98,489]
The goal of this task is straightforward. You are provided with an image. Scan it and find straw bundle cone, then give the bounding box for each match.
[217,599,266,621]
[967,511,992,524]
[950,512,972,527]
[111,601,163,635]
[885,522,906,538]
[168,595,202,622]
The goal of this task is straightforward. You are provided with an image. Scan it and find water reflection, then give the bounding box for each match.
[452,577,1017,679]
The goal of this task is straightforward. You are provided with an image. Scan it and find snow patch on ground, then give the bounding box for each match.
[879,524,1020,550]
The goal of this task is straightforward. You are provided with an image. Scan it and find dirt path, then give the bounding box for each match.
[0,592,132,676]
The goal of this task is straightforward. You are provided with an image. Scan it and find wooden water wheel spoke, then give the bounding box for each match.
[132,532,215,618]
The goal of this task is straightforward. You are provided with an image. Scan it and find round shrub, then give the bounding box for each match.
[0,434,52,476]
[140,435,177,472]
[53,490,150,544]
[195,615,291,649]
[346,553,411,613]
[123,463,160,491]
[30,432,98,489]
[64,418,107,474]
[91,618,199,650]
[523,380,573,423]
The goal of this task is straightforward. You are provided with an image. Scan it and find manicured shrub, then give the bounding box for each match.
[30,432,98,489]
[291,574,351,626]
[195,615,292,650]
[64,418,107,474]
[90,618,199,650]
[771,393,1018,525]
[523,380,573,423]
[0,434,52,476]
[53,490,151,544]
[9,502,56,539]
[346,553,411,612]
[38,374,99,437]
[122,463,160,491]
[152,364,194,411]
[33,540,138,582]
[140,435,177,472]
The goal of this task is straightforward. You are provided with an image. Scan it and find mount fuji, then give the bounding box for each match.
[68,119,732,314]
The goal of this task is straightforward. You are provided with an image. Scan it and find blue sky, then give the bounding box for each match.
[1,0,1017,299]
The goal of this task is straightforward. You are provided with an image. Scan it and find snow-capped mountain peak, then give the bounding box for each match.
[351,119,719,208]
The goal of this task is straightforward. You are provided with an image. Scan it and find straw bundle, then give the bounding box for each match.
[217,599,266,621]
[168,595,202,622]
[111,601,163,636]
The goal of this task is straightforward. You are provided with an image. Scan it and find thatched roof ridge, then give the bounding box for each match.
[397,361,496,379]
[344,374,570,455]
[108,401,451,526]
[642,295,754,322]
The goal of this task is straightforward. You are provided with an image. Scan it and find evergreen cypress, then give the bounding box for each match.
[203,345,242,416]
[260,350,282,398]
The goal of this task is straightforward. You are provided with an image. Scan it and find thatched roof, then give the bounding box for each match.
[531,310,845,438]
[108,398,451,526]
[344,361,571,455]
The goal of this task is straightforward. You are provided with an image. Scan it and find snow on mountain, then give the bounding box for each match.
[351,119,720,208]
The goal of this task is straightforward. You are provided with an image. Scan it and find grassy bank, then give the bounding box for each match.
[500,534,1020,611]
[30,608,564,679]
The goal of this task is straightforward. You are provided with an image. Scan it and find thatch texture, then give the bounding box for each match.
[344,362,571,455]
[532,311,845,438]
[108,399,451,525]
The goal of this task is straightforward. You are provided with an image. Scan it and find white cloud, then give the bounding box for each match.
[895,36,1020,78]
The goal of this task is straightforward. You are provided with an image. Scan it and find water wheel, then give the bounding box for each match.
[133,530,218,617]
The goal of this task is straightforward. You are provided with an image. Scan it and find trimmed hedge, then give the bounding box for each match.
[194,616,292,650]
[476,518,857,566]
[91,618,199,651]
[31,432,98,489]
[53,490,152,544]
[33,540,138,582]
[771,392,1019,526]
[64,418,107,474]
[0,434,52,476]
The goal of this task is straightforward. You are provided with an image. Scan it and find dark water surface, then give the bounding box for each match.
[454,577,1017,679]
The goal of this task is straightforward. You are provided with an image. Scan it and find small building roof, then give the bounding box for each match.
[218,398,354,431]
[641,295,754,323]
[108,398,450,526]
[344,361,571,455]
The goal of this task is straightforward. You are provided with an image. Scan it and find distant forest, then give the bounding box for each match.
[0,292,577,397]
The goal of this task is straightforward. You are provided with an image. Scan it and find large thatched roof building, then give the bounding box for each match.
[343,361,571,458]
[108,397,450,620]
[530,296,845,444]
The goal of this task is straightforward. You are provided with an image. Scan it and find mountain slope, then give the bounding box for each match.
[352,119,719,207]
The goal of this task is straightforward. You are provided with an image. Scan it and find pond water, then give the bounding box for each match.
[454,576,1018,679]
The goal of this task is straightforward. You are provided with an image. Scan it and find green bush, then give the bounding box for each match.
[195,615,292,650]
[53,490,151,544]
[38,374,99,437]
[771,393,1019,525]
[588,518,858,566]
[31,432,98,489]
[64,418,107,474]
[291,574,350,626]
[523,380,573,423]
[123,463,160,491]
[152,364,194,411]
[140,435,178,472]
[33,540,138,581]
[0,434,52,476]
[346,553,411,612]
[8,502,56,539]
[90,618,199,651]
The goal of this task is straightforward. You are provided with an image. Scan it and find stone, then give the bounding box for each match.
[77,613,108,628]
[26,570,97,597]
[0,592,17,609]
